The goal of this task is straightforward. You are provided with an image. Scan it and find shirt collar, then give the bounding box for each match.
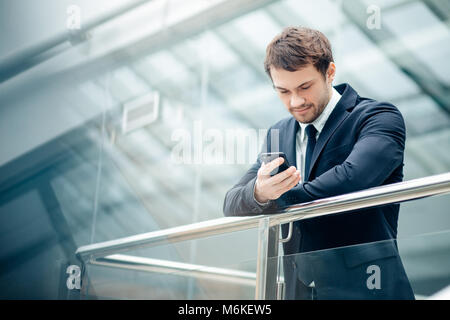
[298,87,341,140]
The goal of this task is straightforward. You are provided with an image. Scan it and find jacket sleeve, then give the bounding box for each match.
[277,104,406,208]
[223,130,277,217]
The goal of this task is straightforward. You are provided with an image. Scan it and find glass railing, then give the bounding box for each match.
[272,230,450,300]
[82,255,258,300]
[76,172,450,300]
[78,231,450,300]
[79,228,260,299]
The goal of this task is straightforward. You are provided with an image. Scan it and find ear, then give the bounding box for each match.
[326,62,336,84]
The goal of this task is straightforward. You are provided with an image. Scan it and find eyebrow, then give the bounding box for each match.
[274,80,313,91]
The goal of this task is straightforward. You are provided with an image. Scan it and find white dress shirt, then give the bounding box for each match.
[296,87,341,182]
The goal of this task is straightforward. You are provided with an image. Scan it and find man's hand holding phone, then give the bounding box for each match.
[254,155,301,204]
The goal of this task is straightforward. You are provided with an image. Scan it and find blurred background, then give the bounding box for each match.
[0,0,449,299]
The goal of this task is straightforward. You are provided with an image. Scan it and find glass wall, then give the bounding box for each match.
[0,0,449,298]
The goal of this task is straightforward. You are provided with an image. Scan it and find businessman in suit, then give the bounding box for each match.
[223,27,415,299]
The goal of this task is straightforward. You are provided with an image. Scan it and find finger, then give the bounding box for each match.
[258,162,271,178]
[270,166,297,184]
[261,157,284,175]
[274,171,301,193]
[286,172,301,189]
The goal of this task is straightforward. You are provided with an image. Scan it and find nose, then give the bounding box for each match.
[290,93,305,108]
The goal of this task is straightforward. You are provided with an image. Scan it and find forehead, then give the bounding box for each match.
[270,64,319,88]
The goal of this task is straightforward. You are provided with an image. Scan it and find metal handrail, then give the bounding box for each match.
[91,254,257,287]
[76,172,450,261]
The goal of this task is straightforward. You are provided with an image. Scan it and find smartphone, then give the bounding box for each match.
[259,152,291,176]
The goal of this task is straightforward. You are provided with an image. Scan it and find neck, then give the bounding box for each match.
[327,84,334,103]
[320,84,334,117]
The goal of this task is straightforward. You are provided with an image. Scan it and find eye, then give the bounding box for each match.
[300,86,311,90]
[279,90,289,95]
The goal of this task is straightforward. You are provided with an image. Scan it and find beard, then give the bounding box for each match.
[295,94,329,124]
[306,85,332,123]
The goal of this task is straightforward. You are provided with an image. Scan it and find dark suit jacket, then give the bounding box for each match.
[223,83,414,299]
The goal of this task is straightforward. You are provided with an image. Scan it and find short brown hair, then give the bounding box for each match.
[264,26,333,80]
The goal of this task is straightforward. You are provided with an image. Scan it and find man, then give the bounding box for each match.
[223,27,414,300]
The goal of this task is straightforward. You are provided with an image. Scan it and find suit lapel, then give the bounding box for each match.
[307,84,358,180]
[282,118,299,168]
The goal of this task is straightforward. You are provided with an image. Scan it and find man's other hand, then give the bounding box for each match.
[254,157,301,203]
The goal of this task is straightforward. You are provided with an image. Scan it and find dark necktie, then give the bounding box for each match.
[304,124,317,181]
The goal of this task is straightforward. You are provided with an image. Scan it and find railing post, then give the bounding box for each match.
[255,217,279,300]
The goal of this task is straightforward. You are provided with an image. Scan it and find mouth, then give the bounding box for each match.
[292,106,312,115]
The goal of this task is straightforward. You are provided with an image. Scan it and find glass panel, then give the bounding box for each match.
[282,0,347,33]
[272,230,450,300]
[82,257,257,300]
[383,1,450,85]
[338,24,421,101]
[80,228,259,299]
[231,10,281,52]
